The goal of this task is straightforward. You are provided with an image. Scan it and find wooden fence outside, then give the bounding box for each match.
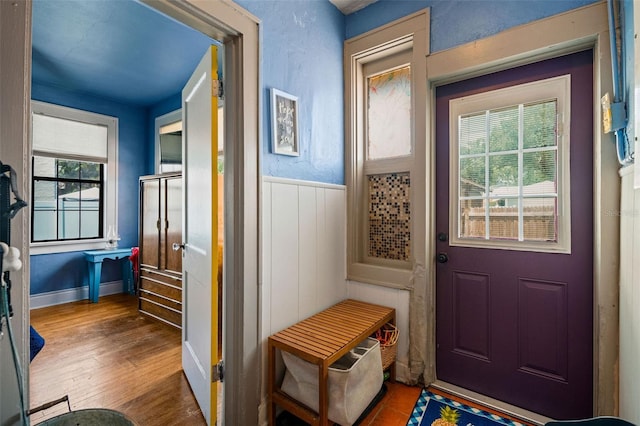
[461,205,556,241]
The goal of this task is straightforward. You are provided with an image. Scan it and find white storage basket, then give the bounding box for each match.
[281,337,383,426]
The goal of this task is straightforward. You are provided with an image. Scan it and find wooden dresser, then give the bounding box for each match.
[138,173,182,328]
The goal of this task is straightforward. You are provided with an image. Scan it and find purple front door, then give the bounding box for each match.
[435,50,594,419]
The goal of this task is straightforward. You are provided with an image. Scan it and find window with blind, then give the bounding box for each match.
[450,75,571,253]
[31,101,118,253]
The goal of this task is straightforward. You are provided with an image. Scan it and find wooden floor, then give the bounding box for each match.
[29,293,422,426]
[29,293,206,425]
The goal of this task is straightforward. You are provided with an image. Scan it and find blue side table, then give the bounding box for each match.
[84,248,134,303]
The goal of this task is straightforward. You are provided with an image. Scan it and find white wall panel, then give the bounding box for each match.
[298,185,319,319]
[620,166,640,423]
[262,177,347,339]
[347,280,411,382]
[269,182,300,333]
[318,187,348,309]
[262,177,412,384]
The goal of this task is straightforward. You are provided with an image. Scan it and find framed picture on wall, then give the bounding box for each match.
[270,88,299,156]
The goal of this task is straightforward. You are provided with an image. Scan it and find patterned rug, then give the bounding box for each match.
[407,389,527,426]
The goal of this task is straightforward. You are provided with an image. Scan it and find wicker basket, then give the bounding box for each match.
[375,323,398,370]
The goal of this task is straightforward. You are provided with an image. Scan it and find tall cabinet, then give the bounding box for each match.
[138,173,182,328]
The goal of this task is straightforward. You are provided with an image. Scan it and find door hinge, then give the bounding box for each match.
[212,360,224,383]
[212,80,223,99]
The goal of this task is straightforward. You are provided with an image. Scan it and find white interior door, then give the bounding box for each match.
[182,45,220,426]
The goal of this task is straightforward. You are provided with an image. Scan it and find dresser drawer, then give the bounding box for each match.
[140,268,182,289]
[139,289,181,312]
[140,276,182,302]
[139,298,181,329]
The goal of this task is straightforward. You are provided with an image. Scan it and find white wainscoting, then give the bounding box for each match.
[619,165,640,424]
[259,177,416,424]
[259,177,348,422]
[347,280,411,382]
[261,177,347,339]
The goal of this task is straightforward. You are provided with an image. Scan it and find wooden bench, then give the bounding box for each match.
[267,299,395,425]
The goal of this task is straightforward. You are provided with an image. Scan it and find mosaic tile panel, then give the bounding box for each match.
[368,173,411,261]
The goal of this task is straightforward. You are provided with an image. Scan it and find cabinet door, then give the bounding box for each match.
[164,176,182,275]
[140,179,160,269]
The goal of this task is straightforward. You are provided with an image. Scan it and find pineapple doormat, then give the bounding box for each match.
[407,389,526,426]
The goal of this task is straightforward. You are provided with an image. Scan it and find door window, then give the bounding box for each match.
[450,75,571,253]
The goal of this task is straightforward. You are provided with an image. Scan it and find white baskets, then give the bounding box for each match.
[281,337,383,426]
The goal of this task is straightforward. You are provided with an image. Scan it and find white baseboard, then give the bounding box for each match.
[30,280,125,309]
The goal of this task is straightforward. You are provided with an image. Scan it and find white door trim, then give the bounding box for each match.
[0,1,32,424]
[143,1,261,424]
[425,1,618,416]
[3,0,260,423]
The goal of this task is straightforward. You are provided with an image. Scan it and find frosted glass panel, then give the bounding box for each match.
[32,113,108,161]
[367,66,411,159]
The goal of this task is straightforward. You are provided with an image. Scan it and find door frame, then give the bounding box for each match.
[424,2,619,416]
[141,1,261,424]
[1,0,261,424]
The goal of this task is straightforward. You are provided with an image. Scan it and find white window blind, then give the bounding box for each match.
[32,113,108,162]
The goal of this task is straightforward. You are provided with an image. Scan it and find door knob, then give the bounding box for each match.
[172,243,185,251]
[436,253,448,264]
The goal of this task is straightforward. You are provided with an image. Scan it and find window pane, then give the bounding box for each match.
[459,200,485,239]
[81,162,101,181]
[489,106,518,152]
[523,101,557,149]
[58,181,80,198]
[58,209,80,239]
[368,173,410,261]
[488,201,518,240]
[81,183,101,238]
[460,157,485,196]
[57,160,80,179]
[523,150,556,194]
[33,156,56,178]
[459,113,486,155]
[367,66,411,159]
[489,154,518,187]
[33,180,57,241]
[523,197,557,242]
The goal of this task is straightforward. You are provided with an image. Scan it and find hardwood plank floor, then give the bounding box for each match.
[29,293,424,425]
[29,293,206,425]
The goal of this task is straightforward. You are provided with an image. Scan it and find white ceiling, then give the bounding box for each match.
[329,0,378,14]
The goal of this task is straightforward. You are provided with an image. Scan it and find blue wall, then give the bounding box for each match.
[234,0,599,187]
[31,83,147,294]
[345,0,599,52]
[235,0,345,185]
